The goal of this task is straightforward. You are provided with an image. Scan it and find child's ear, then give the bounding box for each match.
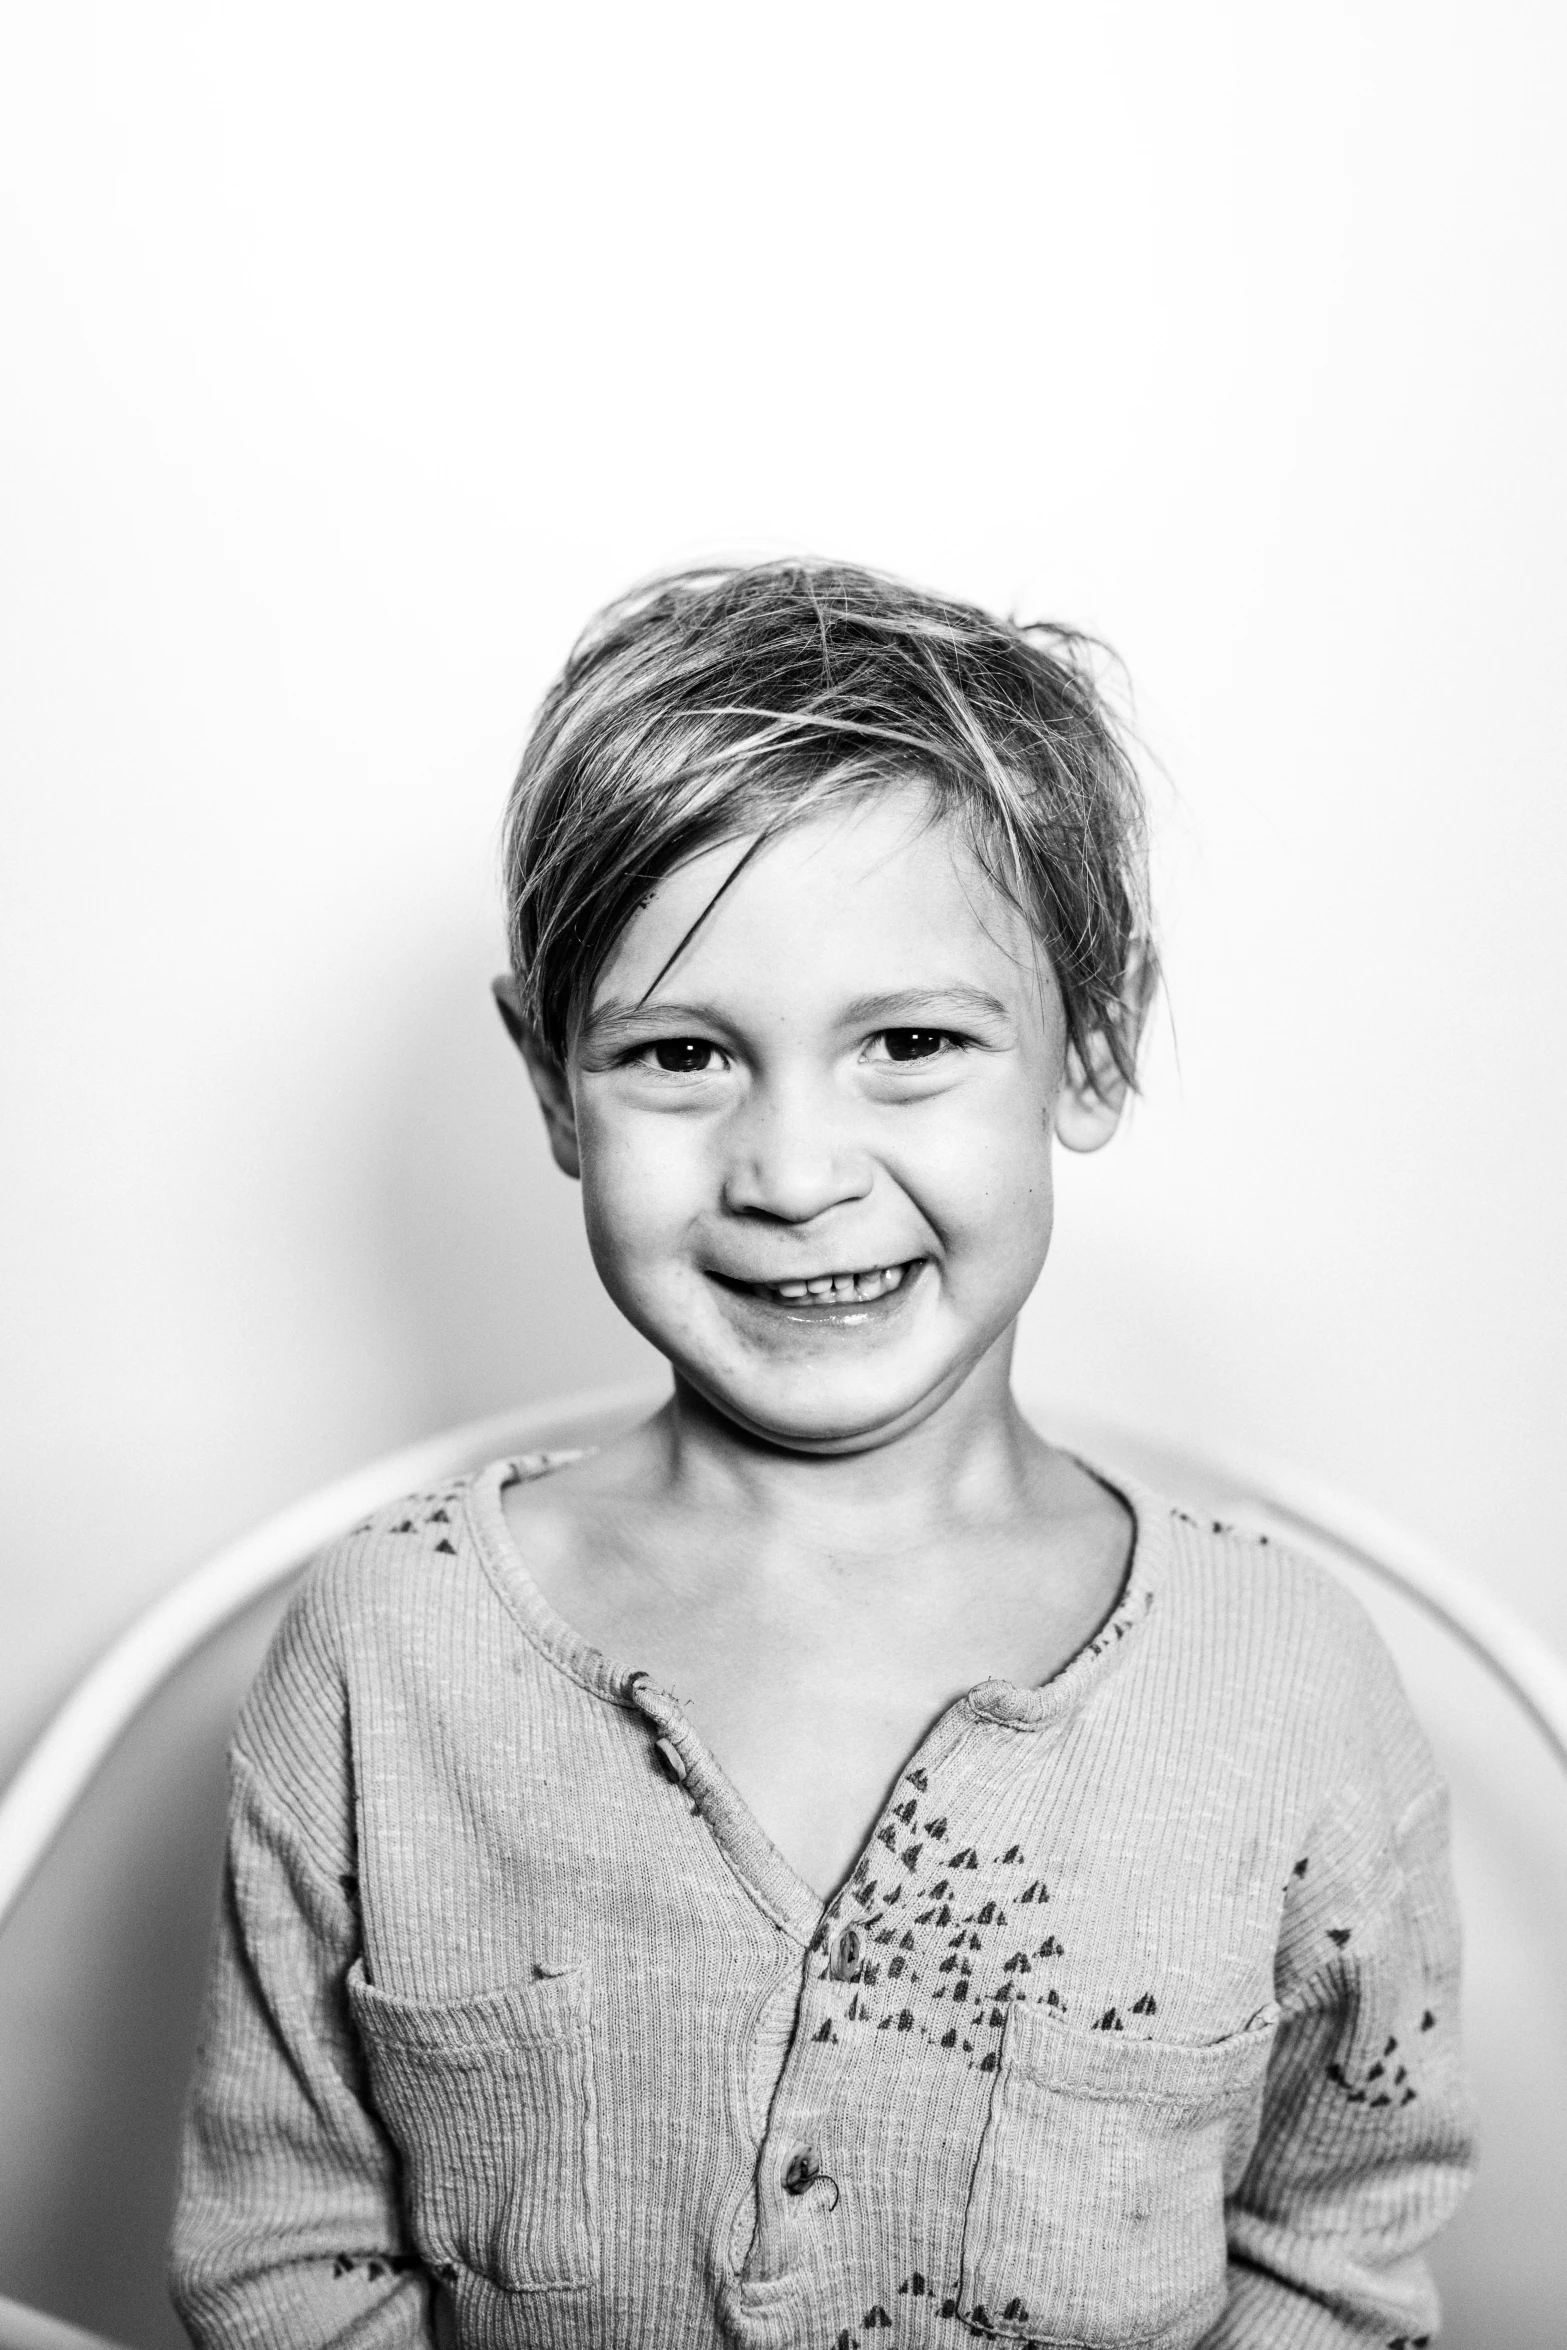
[1052,1028,1130,1155]
[491,975,581,1180]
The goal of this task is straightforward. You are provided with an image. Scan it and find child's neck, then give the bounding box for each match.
[650,1356,1049,1568]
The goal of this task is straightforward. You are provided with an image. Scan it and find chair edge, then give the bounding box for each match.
[0,2292,133,2350]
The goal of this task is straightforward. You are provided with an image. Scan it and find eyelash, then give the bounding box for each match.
[637,1038,724,1075]
[872,1028,966,1065]
[628,1028,969,1075]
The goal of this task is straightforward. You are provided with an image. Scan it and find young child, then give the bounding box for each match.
[170,563,1474,2350]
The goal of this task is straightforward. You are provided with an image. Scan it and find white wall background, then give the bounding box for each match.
[2,2,1564,2323]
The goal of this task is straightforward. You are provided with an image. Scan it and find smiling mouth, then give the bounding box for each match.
[718,1259,921,1306]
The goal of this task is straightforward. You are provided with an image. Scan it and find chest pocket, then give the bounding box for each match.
[959,1999,1276,2348]
[347,1961,598,2293]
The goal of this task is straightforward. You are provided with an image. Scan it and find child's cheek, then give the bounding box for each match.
[966,1089,1058,1303]
[573,1098,707,1309]
[910,1084,1055,1250]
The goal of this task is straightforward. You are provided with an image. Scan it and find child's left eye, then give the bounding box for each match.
[874,1029,960,1063]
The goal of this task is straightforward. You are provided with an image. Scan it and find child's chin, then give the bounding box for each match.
[694,1365,951,1455]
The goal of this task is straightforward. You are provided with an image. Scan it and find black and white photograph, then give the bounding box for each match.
[2,8,1564,2347]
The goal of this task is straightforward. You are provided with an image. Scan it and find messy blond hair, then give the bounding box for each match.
[502,560,1157,1095]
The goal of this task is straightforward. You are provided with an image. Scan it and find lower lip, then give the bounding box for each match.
[711,1260,928,1333]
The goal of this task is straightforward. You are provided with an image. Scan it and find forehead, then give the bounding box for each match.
[587,785,1051,1020]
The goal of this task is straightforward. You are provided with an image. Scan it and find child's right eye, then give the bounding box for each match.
[645,1038,722,1073]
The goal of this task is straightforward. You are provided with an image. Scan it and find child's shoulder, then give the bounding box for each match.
[296,1468,489,1609]
[1138,1483,1439,1810]
[242,1456,541,1707]
[1157,1491,1375,1645]
[231,1456,549,1800]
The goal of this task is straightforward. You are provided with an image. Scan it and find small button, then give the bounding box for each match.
[653,1736,688,1784]
[829,1923,864,1980]
[782,2149,820,2196]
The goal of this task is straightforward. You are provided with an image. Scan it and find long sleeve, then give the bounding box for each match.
[1203,1771,1475,2346]
[168,1615,439,2347]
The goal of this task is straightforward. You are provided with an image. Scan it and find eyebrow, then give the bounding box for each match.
[836,985,1013,1027]
[580,982,1013,1047]
[579,998,730,1047]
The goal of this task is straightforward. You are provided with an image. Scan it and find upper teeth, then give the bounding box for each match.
[755,1262,911,1302]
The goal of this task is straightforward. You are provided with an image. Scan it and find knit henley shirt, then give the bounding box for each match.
[169,1451,1475,2350]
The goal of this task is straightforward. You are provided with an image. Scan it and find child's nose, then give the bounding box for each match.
[719,1086,874,1224]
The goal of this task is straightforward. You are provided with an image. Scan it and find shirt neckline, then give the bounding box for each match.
[467,1444,1168,1711]
[464,1444,1171,1941]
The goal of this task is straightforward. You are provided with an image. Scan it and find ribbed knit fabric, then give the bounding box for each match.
[169,1453,1474,2350]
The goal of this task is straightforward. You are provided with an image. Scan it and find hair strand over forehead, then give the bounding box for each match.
[501,559,1158,1095]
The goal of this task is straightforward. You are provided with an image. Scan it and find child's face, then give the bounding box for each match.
[526,785,1124,1454]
